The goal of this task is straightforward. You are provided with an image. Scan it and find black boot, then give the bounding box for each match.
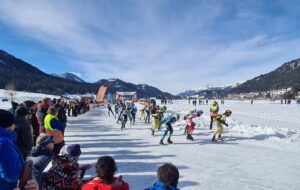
[189,135,194,141]
[218,135,223,141]
[151,129,155,136]
[212,135,217,141]
[160,139,164,145]
[167,138,173,144]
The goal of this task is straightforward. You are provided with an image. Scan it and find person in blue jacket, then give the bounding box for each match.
[0,109,24,190]
[130,102,137,124]
[159,114,179,145]
[145,163,180,190]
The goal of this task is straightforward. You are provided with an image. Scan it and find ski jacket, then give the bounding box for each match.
[130,105,137,114]
[0,127,24,190]
[145,181,179,190]
[82,177,130,190]
[214,114,228,126]
[162,115,175,124]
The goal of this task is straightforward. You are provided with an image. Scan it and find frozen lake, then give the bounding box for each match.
[64,100,300,190]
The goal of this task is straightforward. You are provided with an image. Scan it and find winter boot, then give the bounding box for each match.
[167,138,173,144]
[212,135,217,141]
[190,135,194,141]
[186,134,194,141]
[160,139,164,145]
[218,135,223,141]
[151,129,155,136]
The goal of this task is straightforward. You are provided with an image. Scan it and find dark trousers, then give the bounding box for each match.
[210,116,216,130]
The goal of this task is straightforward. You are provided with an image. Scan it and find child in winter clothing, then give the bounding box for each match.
[82,156,129,190]
[212,110,232,141]
[29,134,55,189]
[42,144,84,190]
[145,163,180,190]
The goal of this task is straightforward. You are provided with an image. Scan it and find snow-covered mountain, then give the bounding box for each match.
[178,82,245,98]
[52,73,85,83]
[0,50,175,98]
[232,58,300,93]
[179,58,300,98]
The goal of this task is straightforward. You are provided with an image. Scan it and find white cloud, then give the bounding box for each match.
[0,1,299,94]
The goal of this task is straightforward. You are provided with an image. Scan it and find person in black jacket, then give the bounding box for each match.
[24,100,39,145]
[29,134,55,189]
[14,106,34,160]
[54,99,67,130]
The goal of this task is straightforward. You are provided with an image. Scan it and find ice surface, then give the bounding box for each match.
[64,100,300,190]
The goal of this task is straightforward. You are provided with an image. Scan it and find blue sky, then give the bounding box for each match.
[0,0,300,94]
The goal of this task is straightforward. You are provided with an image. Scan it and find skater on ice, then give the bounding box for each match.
[209,100,219,130]
[159,113,179,145]
[185,110,203,141]
[211,110,232,142]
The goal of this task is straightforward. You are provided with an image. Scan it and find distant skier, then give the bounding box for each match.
[107,103,115,117]
[130,102,137,124]
[209,101,219,130]
[120,107,128,130]
[160,114,179,145]
[212,110,232,141]
[145,106,151,123]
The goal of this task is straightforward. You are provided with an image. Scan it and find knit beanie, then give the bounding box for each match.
[60,144,81,157]
[0,109,15,128]
[15,106,30,116]
[24,100,35,108]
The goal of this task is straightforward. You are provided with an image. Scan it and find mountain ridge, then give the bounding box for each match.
[0,49,175,98]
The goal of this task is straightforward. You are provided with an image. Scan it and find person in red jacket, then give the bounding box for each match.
[82,156,129,190]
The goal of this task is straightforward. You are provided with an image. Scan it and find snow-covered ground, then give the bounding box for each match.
[0,89,59,109]
[1,90,299,190]
[64,100,300,190]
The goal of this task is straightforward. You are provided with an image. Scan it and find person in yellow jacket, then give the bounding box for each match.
[209,101,219,129]
[212,110,232,141]
[44,106,66,155]
[151,107,165,136]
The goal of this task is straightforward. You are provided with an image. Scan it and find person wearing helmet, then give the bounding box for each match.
[212,110,232,141]
[185,110,203,141]
[209,101,219,130]
[159,114,178,145]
